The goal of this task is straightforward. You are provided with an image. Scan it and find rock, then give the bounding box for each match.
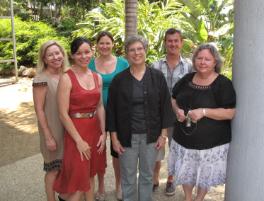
[18,66,27,76]
[21,68,36,78]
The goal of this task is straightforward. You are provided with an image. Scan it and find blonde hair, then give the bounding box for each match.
[37,40,69,73]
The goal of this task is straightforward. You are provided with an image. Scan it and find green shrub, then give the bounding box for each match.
[0,17,69,72]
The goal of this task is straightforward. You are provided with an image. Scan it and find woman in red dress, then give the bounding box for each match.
[54,37,107,201]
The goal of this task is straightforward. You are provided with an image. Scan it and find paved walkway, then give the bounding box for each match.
[0,78,225,201]
[0,146,225,201]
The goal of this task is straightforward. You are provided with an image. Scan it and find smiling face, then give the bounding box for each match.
[164,32,183,56]
[44,45,64,70]
[71,42,93,68]
[126,41,146,66]
[97,35,114,56]
[194,49,217,75]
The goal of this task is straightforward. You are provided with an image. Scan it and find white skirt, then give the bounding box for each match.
[168,139,229,190]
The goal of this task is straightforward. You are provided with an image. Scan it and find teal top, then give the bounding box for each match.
[88,56,129,106]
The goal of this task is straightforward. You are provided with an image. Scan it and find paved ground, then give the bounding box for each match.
[0,77,225,201]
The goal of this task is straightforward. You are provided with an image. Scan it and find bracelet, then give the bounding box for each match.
[202,108,206,117]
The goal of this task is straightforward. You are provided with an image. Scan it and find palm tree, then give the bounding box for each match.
[125,0,138,39]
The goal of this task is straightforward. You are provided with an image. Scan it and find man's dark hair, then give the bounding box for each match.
[164,28,183,41]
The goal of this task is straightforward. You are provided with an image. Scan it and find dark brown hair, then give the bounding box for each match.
[96,31,114,43]
[164,28,183,41]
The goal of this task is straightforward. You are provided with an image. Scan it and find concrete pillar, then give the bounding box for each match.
[225,0,264,200]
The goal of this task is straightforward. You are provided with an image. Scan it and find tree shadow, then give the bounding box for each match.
[0,102,39,167]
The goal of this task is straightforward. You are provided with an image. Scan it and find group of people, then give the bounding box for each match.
[33,28,236,201]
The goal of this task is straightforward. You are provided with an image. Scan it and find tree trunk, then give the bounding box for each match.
[125,0,138,39]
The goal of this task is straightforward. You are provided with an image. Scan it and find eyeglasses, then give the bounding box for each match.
[128,47,145,54]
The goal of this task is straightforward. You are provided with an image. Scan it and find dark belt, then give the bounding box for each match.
[70,111,96,119]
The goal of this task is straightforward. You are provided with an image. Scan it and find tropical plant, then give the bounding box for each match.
[177,0,234,69]
[74,0,187,63]
[73,0,127,55]
[1,0,234,75]
[137,0,186,62]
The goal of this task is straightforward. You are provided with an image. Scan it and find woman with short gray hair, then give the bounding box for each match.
[124,35,149,54]
[107,35,174,201]
[169,43,236,201]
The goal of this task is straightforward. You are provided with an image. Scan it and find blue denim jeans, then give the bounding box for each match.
[119,134,158,201]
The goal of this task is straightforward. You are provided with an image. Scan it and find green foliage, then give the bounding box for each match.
[137,0,186,63]
[74,0,233,70]
[73,0,126,54]
[222,67,232,80]
[0,0,10,16]
[177,0,234,69]
[0,17,69,71]
[74,0,187,63]
[56,17,77,37]
[13,0,32,20]
[1,0,234,77]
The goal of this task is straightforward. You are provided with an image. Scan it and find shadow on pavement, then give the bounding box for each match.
[0,101,39,167]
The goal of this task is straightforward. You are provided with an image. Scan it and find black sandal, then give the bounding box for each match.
[152,182,159,192]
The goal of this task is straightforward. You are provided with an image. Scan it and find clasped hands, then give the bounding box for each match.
[176,108,205,123]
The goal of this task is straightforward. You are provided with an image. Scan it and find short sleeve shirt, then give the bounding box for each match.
[89,57,129,106]
[172,73,236,150]
[152,56,192,95]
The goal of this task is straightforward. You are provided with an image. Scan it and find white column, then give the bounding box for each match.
[225,0,264,200]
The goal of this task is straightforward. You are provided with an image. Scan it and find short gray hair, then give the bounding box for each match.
[192,43,223,73]
[124,35,148,54]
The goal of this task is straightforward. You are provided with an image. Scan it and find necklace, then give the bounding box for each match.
[193,72,218,86]
[96,56,116,74]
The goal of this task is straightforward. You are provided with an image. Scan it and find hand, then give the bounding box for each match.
[112,138,125,155]
[176,108,186,122]
[97,133,106,154]
[45,136,57,151]
[76,139,91,161]
[155,136,166,150]
[188,108,204,122]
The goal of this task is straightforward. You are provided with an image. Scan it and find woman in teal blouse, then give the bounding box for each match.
[88,31,129,201]
[89,56,128,106]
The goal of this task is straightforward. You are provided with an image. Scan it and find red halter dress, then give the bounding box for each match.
[54,69,106,193]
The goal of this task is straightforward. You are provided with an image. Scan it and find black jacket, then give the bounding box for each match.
[106,67,174,147]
